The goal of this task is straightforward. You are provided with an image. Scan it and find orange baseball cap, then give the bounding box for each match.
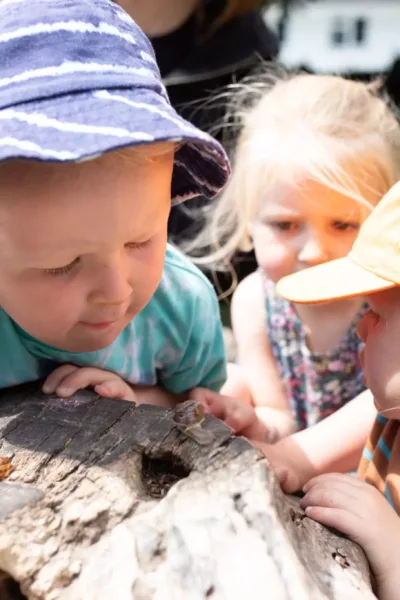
[277,181,400,304]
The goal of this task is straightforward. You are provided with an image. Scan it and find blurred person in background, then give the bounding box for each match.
[116,1,279,277]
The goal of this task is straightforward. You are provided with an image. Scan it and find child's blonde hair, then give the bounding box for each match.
[190,70,400,271]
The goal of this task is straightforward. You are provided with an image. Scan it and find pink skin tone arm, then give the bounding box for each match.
[255,388,376,493]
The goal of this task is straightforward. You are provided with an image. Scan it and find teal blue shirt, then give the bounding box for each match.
[0,245,226,393]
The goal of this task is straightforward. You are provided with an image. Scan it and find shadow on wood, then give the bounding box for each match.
[0,383,375,599]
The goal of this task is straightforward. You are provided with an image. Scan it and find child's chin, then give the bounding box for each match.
[374,399,400,420]
[81,330,122,351]
[62,325,124,353]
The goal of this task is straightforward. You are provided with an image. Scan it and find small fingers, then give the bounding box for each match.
[301,481,358,509]
[45,367,117,398]
[300,478,369,529]
[222,401,255,432]
[42,364,79,394]
[301,478,366,540]
[303,473,365,493]
[303,505,364,540]
[190,389,262,436]
[189,388,227,418]
[95,379,136,402]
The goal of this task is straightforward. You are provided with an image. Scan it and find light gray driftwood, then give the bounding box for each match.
[0,383,376,600]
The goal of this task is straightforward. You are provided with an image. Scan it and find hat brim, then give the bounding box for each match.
[0,87,230,204]
[277,256,396,304]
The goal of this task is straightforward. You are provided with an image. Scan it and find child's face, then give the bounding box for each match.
[0,149,174,352]
[251,176,378,284]
[358,288,400,418]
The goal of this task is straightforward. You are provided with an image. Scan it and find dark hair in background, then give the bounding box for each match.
[151,0,278,292]
[200,0,272,36]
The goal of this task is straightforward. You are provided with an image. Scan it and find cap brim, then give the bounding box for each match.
[0,88,230,204]
[276,256,396,304]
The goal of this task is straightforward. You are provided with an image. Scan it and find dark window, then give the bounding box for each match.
[331,16,368,47]
[331,18,344,46]
[355,18,367,43]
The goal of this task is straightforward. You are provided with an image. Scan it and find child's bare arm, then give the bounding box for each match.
[225,271,296,438]
[258,388,376,492]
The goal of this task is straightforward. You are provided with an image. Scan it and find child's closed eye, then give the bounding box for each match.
[125,238,152,251]
[44,257,81,276]
[43,239,153,276]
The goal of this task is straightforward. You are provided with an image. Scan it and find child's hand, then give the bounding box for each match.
[42,364,136,402]
[189,387,270,441]
[253,439,313,493]
[300,473,400,594]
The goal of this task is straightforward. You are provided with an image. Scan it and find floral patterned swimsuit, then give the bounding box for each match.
[263,276,367,430]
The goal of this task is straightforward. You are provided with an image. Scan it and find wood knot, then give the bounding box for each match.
[289,508,306,526]
[332,550,350,569]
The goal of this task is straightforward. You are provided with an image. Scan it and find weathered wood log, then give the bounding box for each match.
[0,383,375,600]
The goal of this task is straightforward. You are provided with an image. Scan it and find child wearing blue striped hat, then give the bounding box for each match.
[0,0,231,406]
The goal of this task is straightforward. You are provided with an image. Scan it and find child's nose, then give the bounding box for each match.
[90,260,132,306]
[298,236,327,266]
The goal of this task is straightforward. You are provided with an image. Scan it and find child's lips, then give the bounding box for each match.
[80,320,118,330]
[80,307,129,330]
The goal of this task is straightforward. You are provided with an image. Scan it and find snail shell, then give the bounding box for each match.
[173,400,205,427]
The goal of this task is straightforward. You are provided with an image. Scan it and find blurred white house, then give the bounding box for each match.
[264,0,400,74]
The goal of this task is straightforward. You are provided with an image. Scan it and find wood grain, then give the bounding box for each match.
[0,383,375,600]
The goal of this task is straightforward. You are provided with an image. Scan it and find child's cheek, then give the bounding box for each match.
[256,244,294,283]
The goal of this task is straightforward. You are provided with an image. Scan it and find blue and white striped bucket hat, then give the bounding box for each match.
[0,0,230,203]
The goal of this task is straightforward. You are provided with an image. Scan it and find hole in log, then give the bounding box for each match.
[141,454,190,499]
[0,573,27,600]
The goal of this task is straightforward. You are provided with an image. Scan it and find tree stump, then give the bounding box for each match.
[0,383,375,600]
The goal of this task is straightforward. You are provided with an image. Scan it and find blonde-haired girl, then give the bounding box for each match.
[192,71,400,443]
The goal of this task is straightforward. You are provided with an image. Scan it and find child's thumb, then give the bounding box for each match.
[275,467,289,486]
[275,467,299,494]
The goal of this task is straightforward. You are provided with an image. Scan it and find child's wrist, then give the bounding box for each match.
[255,406,298,442]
